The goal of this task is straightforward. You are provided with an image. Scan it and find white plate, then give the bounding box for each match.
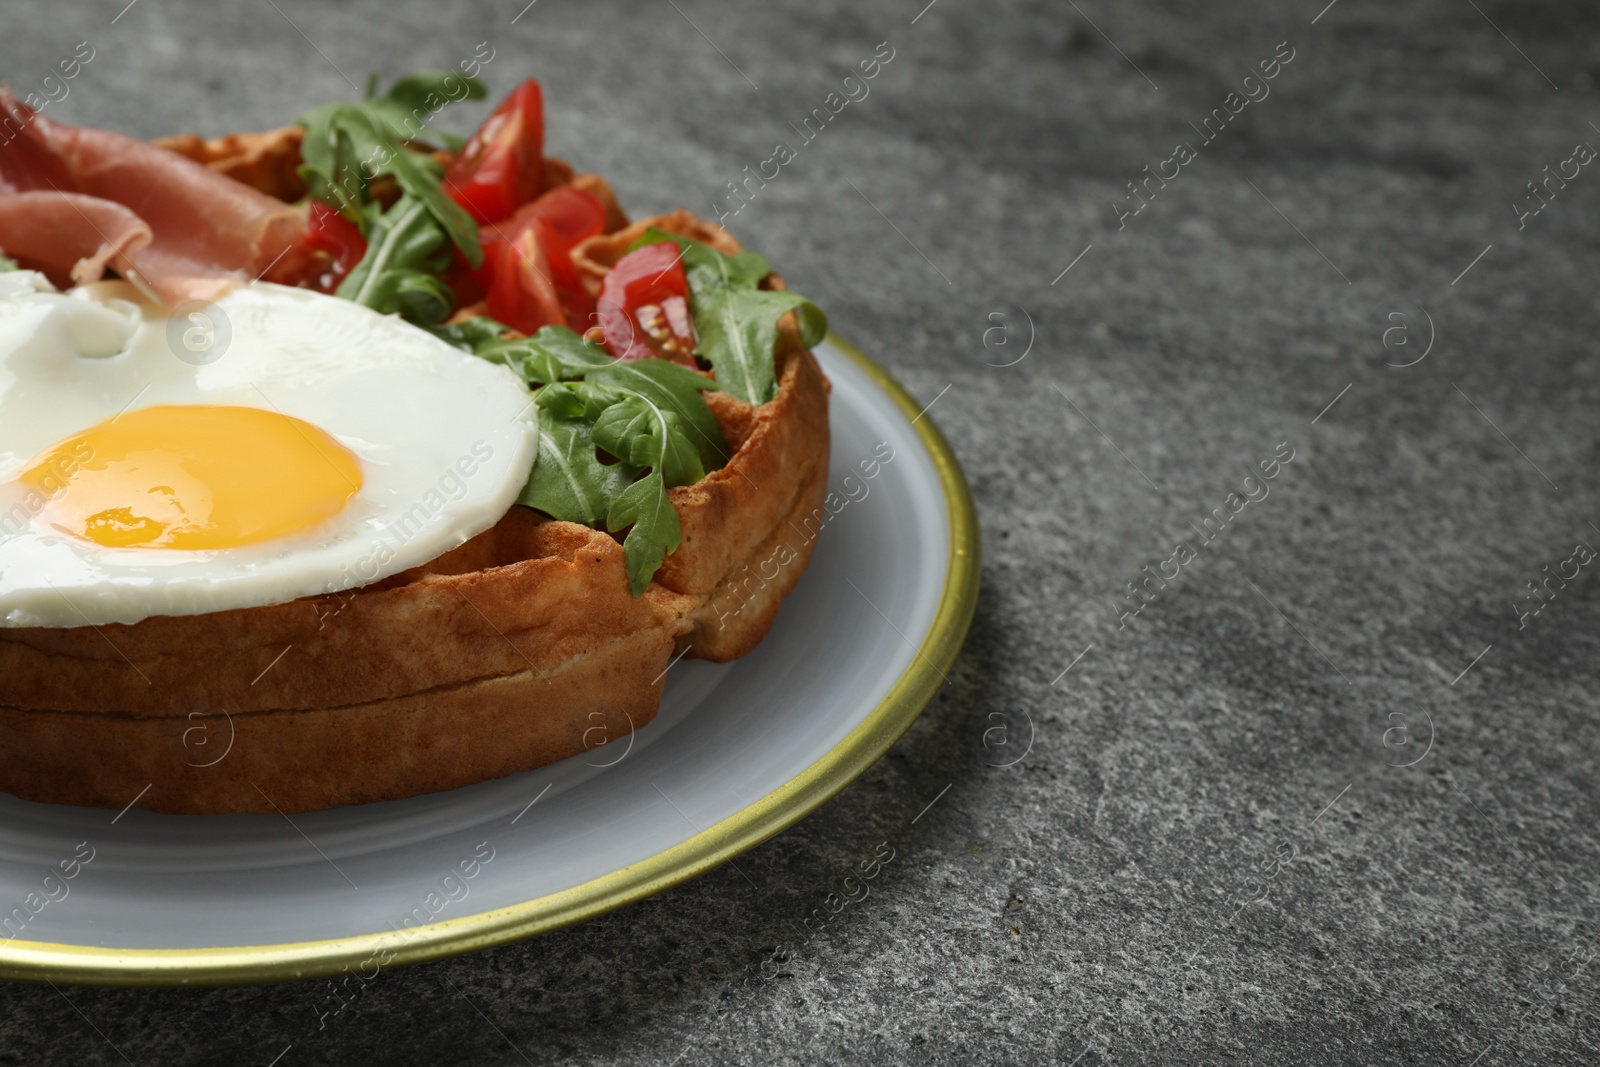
[0,337,979,985]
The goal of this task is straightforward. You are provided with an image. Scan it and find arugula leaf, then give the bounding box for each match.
[434,320,621,384]
[444,322,728,588]
[606,469,681,597]
[521,379,710,591]
[336,195,455,324]
[297,75,483,266]
[519,408,636,527]
[538,378,711,492]
[630,228,827,405]
[428,316,510,352]
[690,283,825,408]
[586,358,725,470]
[530,381,579,418]
[361,72,485,150]
[592,392,705,487]
[592,383,709,594]
[513,368,721,594]
[0,253,16,272]
[481,325,619,385]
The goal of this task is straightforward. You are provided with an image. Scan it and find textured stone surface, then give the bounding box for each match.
[4,0,1600,1063]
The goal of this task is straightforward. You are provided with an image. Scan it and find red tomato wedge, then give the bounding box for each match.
[440,256,485,309]
[476,186,605,331]
[597,242,696,364]
[488,230,561,335]
[303,201,366,292]
[506,185,606,248]
[479,186,606,273]
[443,78,544,226]
[486,218,596,335]
[535,219,596,329]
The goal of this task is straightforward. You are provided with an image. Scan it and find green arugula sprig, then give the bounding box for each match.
[335,194,455,324]
[438,321,727,594]
[354,72,479,151]
[629,228,827,405]
[297,73,485,269]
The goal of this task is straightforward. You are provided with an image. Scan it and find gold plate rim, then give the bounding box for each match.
[0,334,981,987]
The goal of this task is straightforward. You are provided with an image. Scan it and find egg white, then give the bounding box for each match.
[0,274,537,628]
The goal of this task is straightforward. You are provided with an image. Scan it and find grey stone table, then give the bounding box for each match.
[3,0,1599,1063]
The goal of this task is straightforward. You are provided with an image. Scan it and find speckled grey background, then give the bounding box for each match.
[3,0,1599,1063]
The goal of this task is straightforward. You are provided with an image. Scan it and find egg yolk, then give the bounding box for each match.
[20,405,362,550]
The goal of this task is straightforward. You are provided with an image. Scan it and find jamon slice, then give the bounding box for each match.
[0,192,150,290]
[0,89,306,304]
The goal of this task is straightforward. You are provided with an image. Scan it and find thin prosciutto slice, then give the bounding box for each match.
[0,89,306,305]
[0,193,151,288]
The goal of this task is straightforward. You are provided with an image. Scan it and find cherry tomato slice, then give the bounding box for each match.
[476,188,604,331]
[506,186,606,248]
[478,186,605,275]
[537,219,596,329]
[486,219,596,335]
[303,201,367,292]
[443,78,544,226]
[440,256,485,309]
[596,242,696,364]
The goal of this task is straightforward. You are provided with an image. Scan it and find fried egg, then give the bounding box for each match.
[0,272,537,627]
